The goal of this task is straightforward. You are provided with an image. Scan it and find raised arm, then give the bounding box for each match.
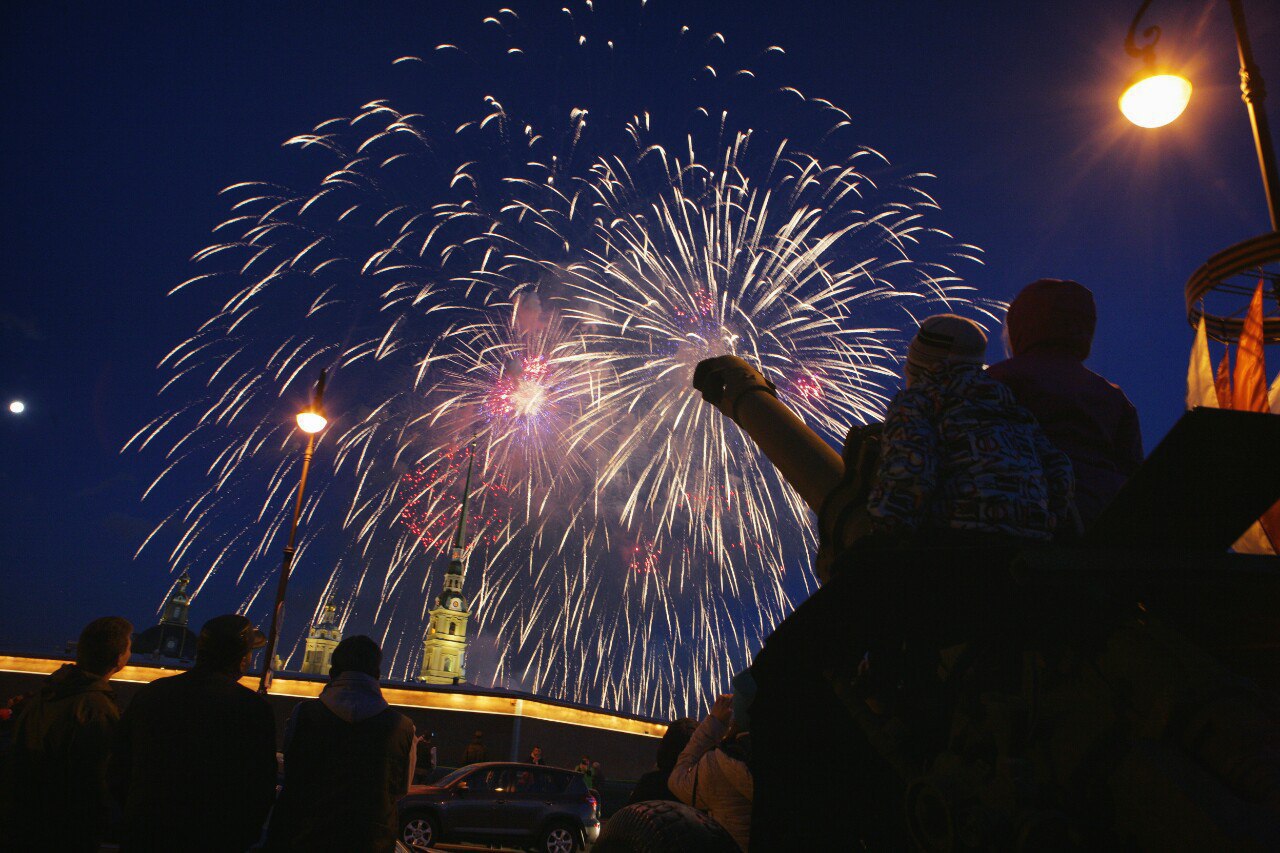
[692,356,844,512]
[668,694,733,807]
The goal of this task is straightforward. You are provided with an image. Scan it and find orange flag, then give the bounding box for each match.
[1232,281,1280,552]
[1234,281,1268,413]
[1215,349,1233,410]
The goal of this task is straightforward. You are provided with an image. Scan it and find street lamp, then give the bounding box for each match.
[1121,0,1279,230]
[259,369,328,693]
[1120,0,1280,344]
[1119,73,1192,128]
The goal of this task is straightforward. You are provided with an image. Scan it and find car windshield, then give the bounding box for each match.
[435,766,475,787]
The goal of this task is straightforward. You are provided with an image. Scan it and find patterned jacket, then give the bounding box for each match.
[866,362,1074,540]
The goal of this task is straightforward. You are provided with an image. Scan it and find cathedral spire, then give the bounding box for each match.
[448,443,476,573]
[421,442,476,685]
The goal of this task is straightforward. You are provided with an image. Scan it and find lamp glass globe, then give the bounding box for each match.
[296,411,327,433]
[1120,74,1192,128]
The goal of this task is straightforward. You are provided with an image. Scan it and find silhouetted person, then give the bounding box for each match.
[1,616,132,852]
[860,314,1075,545]
[628,717,697,804]
[694,317,1076,849]
[268,635,416,853]
[669,694,753,852]
[463,729,487,764]
[115,614,276,852]
[987,279,1142,526]
[527,745,544,765]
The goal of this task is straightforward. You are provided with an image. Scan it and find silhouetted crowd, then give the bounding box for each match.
[1,279,1149,851]
[0,615,427,852]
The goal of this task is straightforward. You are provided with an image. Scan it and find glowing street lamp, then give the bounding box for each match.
[259,369,328,693]
[1121,0,1279,230]
[1119,73,1192,128]
[296,409,327,434]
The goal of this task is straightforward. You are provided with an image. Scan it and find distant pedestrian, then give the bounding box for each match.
[669,694,753,852]
[627,718,696,805]
[115,614,276,853]
[578,756,596,790]
[527,745,544,765]
[1,616,132,852]
[592,760,606,786]
[268,636,416,853]
[462,729,487,765]
[414,730,438,782]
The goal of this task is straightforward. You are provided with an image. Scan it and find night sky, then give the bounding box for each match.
[2,1,1277,664]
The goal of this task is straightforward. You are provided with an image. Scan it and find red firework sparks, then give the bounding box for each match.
[399,446,512,552]
[628,541,661,574]
[791,373,823,402]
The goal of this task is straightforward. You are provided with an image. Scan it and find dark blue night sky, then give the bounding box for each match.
[2,0,1277,666]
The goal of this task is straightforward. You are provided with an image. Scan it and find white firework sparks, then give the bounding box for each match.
[128,0,994,717]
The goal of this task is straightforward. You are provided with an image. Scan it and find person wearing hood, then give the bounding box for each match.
[987,279,1143,527]
[267,635,416,853]
[114,614,277,852]
[1,616,132,852]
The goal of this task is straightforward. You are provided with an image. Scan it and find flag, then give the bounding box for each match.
[1230,281,1279,554]
[1187,317,1218,409]
[1233,281,1268,413]
[1215,349,1233,410]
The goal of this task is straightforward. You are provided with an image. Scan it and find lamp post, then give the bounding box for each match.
[258,369,328,694]
[1120,0,1279,230]
[1120,0,1280,344]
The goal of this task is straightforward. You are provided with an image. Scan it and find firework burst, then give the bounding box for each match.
[129,0,994,717]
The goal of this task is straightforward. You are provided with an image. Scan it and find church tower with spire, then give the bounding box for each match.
[135,570,198,660]
[160,570,191,627]
[420,448,475,685]
[301,597,342,675]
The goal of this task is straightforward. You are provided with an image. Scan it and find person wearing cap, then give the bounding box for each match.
[862,313,1075,544]
[267,636,415,853]
[987,279,1143,527]
[1,616,132,852]
[114,614,276,852]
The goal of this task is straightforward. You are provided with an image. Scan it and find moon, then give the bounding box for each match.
[8,400,25,414]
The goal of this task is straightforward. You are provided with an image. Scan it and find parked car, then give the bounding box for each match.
[398,761,600,852]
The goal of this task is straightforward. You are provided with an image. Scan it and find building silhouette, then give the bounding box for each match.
[420,448,475,685]
[134,570,198,660]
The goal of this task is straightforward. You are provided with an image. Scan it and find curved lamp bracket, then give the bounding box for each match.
[1125,0,1161,67]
